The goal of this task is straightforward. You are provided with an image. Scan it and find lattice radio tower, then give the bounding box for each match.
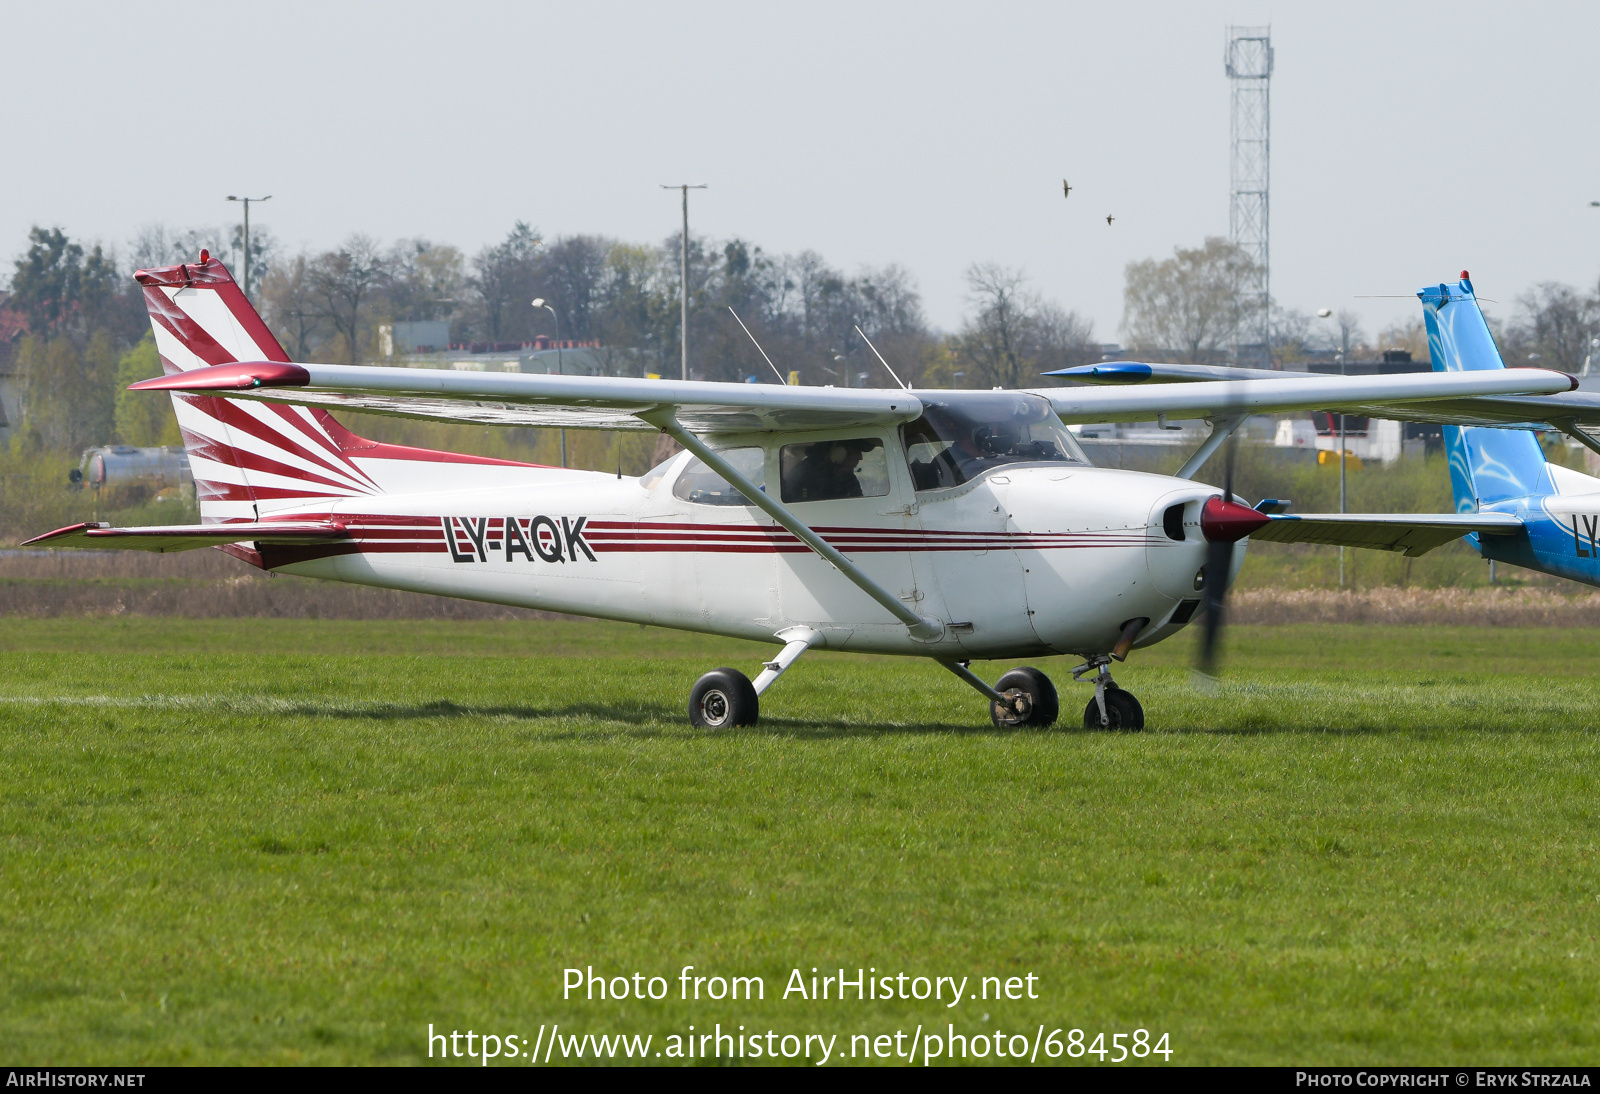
[1226,25,1273,368]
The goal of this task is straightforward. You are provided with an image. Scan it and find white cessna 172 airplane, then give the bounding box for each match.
[25,256,1581,731]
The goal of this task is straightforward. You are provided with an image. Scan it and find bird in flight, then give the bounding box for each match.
[1062,179,1072,199]
[1106,214,1115,226]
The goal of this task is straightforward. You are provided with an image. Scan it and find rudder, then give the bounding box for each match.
[1420,272,1553,510]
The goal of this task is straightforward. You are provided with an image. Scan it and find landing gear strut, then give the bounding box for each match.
[942,661,1060,728]
[688,627,822,729]
[1072,656,1144,731]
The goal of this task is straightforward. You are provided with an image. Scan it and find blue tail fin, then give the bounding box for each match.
[1421,272,1552,511]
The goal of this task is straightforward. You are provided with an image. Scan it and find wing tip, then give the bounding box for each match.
[20,522,107,546]
[129,361,310,392]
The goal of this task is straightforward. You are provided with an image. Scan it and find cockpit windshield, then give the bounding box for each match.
[900,393,1087,491]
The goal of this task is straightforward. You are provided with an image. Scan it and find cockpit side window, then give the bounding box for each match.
[901,417,965,491]
[779,438,890,503]
[900,393,1087,491]
[672,447,767,506]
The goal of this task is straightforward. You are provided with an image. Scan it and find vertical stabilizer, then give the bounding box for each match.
[1420,273,1552,510]
[135,253,390,524]
[133,253,532,525]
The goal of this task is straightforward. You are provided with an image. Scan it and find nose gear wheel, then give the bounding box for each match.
[1072,655,1145,732]
[1082,687,1144,731]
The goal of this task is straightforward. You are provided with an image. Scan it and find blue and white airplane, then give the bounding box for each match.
[1052,272,1600,583]
[1421,276,1600,581]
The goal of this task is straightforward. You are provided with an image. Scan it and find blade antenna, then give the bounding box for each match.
[727,307,788,384]
[855,325,909,390]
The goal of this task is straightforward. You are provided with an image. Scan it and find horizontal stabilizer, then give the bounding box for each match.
[1250,511,1523,557]
[23,520,348,553]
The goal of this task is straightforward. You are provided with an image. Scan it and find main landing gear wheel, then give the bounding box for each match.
[990,667,1060,728]
[689,668,759,728]
[1083,687,1144,732]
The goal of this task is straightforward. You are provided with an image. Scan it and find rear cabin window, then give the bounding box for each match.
[672,447,767,506]
[779,438,891,503]
[640,451,685,490]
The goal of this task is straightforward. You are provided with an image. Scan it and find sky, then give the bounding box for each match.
[5,1,1600,343]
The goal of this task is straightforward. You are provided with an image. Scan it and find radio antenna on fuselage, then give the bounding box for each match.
[727,307,788,384]
[855,325,909,390]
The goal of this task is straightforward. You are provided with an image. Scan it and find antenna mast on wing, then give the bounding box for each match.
[855,325,909,390]
[727,307,789,384]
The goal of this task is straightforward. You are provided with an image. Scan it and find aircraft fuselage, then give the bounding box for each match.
[258,451,1227,661]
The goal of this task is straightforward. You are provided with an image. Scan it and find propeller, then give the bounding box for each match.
[1196,428,1270,676]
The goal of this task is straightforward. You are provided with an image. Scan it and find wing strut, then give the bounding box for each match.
[1176,415,1244,480]
[1554,419,1600,458]
[639,408,945,641]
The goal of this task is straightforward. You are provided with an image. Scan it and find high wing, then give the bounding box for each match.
[1047,361,1600,435]
[127,361,924,433]
[128,360,1574,433]
[1032,369,1573,425]
[23,520,348,552]
[1250,511,1524,557]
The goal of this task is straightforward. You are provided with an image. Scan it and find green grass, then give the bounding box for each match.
[2,617,1598,1066]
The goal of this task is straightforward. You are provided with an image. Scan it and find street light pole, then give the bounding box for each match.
[660,184,706,380]
[1339,354,1347,590]
[226,194,271,301]
[1317,310,1349,590]
[533,298,566,467]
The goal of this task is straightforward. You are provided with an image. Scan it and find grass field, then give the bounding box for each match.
[2,617,1598,1066]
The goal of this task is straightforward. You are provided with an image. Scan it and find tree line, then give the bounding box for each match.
[0,221,1105,454]
[1121,235,1600,372]
[5,220,1596,458]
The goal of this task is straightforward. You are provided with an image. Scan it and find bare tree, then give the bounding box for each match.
[260,254,323,360]
[855,264,926,337]
[959,263,1031,387]
[128,223,229,272]
[1323,309,1365,358]
[1503,283,1599,372]
[956,264,1093,387]
[228,223,278,288]
[1378,317,1430,363]
[1121,237,1257,363]
[309,235,389,363]
[1031,300,1096,372]
[387,240,464,324]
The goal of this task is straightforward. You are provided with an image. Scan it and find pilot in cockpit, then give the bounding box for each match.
[782,440,869,502]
